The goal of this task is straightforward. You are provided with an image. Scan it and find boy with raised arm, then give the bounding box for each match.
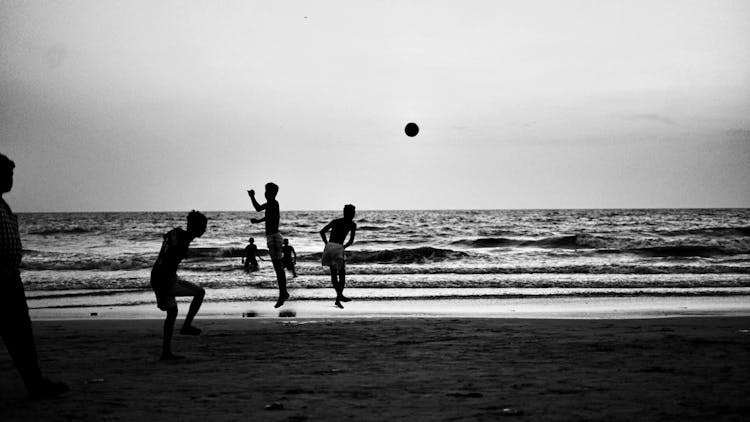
[247,183,289,308]
[150,210,207,360]
[320,204,357,309]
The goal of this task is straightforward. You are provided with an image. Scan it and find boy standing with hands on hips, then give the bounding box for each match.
[248,183,289,308]
[320,204,357,309]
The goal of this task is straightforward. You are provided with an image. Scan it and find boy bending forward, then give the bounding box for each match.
[150,211,207,360]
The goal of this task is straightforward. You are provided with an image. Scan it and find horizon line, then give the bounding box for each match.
[13,206,750,214]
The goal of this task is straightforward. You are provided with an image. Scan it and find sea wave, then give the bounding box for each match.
[307,247,470,264]
[451,234,750,256]
[451,234,607,249]
[657,226,750,237]
[189,247,246,258]
[22,255,750,275]
[26,226,93,235]
[622,245,749,258]
[22,255,154,271]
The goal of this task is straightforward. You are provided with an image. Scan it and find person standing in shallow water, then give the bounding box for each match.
[242,237,262,272]
[0,153,69,398]
[320,204,357,309]
[248,183,289,308]
[150,210,207,360]
[282,238,297,278]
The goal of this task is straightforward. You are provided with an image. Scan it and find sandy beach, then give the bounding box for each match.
[2,316,749,421]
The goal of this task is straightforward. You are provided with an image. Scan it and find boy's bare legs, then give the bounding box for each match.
[331,266,350,308]
[272,259,289,308]
[180,288,204,335]
[337,265,351,303]
[331,267,343,308]
[161,307,183,360]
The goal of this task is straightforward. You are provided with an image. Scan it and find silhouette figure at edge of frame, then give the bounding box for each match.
[150,210,207,361]
[0,153,69,399]
[242,237,263,272]
[282,238,297,278]
[247,183,289,308]
[320,204,357,309]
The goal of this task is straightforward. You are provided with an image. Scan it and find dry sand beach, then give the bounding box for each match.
[2,315,750,421]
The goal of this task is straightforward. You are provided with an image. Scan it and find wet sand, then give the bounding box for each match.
[2,317,750,421]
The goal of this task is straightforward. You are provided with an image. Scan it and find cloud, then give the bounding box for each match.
[725,128,750,143]
[45,44,67,69]
[626,113,679,126]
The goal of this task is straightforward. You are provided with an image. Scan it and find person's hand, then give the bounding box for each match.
[251,218,260,224]
[247,189,255,197]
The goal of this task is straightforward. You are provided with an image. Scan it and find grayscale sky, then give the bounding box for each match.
[1,0,749,212]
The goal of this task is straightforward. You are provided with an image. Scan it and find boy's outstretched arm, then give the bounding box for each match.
[247,190,266,212]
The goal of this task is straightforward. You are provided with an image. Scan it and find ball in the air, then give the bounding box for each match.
[405,122,419,137]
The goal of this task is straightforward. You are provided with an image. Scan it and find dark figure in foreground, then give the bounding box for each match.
[242,237,262,272]
[248,183,289,308]
[282,238,297,278]
[320,204,357,308]
[150,210,207,360]
[0,153,69,398]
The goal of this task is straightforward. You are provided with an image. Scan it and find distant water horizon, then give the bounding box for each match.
[16,207,750,214]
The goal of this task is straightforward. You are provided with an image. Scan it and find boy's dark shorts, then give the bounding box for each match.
[151,274,203,311]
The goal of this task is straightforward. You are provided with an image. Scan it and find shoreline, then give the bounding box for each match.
[28,295,750,320]
[2,316,749,420]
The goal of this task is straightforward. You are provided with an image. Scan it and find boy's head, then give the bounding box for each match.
[186,210,207,237]
[248,237,254,244]
[343,204,356,220]
[265,182,279,200]
[283,239,288,245]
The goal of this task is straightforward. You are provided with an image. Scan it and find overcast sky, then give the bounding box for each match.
[1,0,749,211]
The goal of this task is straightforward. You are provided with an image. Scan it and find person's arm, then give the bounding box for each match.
[0,204,21,276]
[319,222,332,244]
[291,246,296,264]
[255,248,264,261]
[344,224,357,249]
[247,190,266,212]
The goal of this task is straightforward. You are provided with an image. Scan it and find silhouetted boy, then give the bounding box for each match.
[150,210,207,360]
[1,153,69,398]
[320,204,357,308]
[248,183,289,308]
[242,237,262,272]
[282,238,297,278]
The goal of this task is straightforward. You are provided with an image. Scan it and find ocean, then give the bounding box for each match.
[18,209,750,315]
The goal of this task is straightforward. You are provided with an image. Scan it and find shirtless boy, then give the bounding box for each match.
[320,204,357,308]
[248,183,289,308]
